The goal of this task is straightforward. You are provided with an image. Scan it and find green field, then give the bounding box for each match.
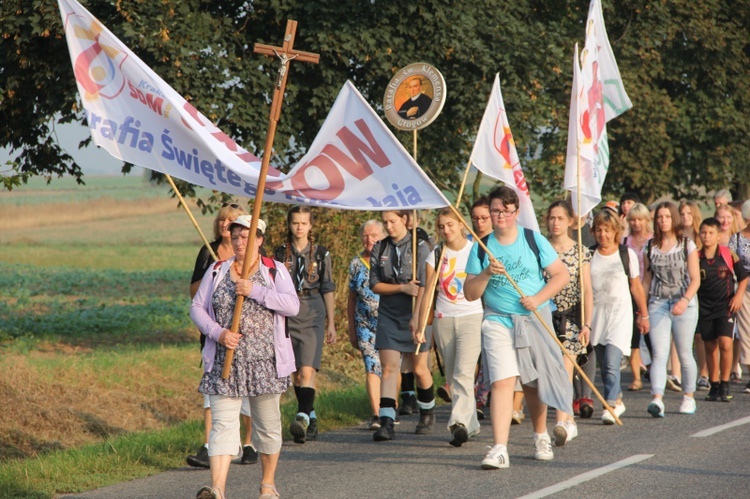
[0,175,376,498]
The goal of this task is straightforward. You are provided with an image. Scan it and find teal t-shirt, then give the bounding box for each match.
[465,227,558,327]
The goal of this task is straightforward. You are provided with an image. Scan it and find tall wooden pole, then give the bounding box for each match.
[222,20,320,379]
[411,129,418,311]
[164,173,218,262]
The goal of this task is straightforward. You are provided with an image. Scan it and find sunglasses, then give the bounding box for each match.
[222,203,242,209]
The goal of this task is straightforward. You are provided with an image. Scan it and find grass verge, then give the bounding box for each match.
[0,385,374,498]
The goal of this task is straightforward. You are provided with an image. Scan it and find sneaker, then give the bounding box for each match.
[240,445,258,465]
[393,415,400,425]
[565,421,578,442]
[679,396,697,414]
[730,372,743,384]
[196,486,223,499]
[552,422,568,447]
[481,444,510,469]
[534,433,554,461]
[289,414,309,444]
[368,415,381,430]
[449,423,469,447]
[415,408,435,435]
[306,418,318,440]
[373,416,395,441]
[476,407,485,420]
[696,376,710,391]
[602,401,626,425]
[744,381,750,394]
[666,375,682,392]
[579,398,594,419]
[720,381,733,402]
[647,398,665,418]
[511,410,525,425]
[572,398,581,416]
[437,384,452,403]
[705,381,720,401]
[186,445,210,469]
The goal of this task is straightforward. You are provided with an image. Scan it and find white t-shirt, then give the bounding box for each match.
[426,240,484,318]
[590,248,639,353]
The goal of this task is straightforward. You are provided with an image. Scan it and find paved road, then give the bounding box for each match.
[63,374,750,498]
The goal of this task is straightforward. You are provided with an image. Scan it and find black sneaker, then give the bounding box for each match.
[289,414,309,444]
[306,418,319,440]
[720,381,733,402]
[186,445,210,468]
[373,416,395,441]
[744,381,750,394]
[705,382,720,401]
[476,407,484,420]
[240,445,258,465]
[399,393,417,416]
[415,408,435,435]
[449,423,469,447]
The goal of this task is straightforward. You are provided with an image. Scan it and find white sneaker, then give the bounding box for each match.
[552,422,568,447]
[647,397,665,418]
[565,421,578,442]
[602,401,626,425]
[481,444,509,469]
[534,433,554,461]
[679,395,697,414]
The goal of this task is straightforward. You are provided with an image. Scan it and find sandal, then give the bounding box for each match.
[628,379,642,391]
[260,483,280,499]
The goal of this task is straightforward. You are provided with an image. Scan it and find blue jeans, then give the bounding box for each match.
[648,296,698,396]
[594,344,623,405]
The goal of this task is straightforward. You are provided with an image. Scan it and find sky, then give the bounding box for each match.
[1,120,143,177]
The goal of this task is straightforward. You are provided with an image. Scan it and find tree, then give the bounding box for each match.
[2,0,750,206]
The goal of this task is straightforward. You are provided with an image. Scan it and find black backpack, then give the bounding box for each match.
[590,243,631,277]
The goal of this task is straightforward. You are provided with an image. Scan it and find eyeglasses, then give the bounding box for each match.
[222,203,241,209]
[471,216,490,223]
[489,209,518,218]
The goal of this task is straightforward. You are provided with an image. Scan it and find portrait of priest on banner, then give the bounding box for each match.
[396,76,433,120]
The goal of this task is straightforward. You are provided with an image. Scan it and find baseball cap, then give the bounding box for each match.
[228,214,266,235]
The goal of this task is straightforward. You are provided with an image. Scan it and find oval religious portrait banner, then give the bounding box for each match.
[383,62,446,131]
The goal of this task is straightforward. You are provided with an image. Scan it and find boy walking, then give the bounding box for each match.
[697,218,748,402]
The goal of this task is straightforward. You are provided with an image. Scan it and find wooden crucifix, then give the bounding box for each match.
[222,20,319,379]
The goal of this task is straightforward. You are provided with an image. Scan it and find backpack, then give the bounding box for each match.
[200,257,279,351]
[476,227,542,273]
[591,243,631,277]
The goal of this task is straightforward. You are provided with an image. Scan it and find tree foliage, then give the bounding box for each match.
[2,0,750,205]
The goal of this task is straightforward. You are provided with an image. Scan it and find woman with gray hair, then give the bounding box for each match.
[728,200,750,392]
[347,219,387,429]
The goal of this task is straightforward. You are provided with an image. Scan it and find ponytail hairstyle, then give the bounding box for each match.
[436,207,466,240]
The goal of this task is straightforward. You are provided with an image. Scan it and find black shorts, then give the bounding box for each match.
[698,315,735,342]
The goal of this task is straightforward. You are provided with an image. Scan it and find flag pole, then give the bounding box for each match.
[412,129,418,312]
[164,174,218,262]
[222,20,320,379]
[447,204,622,425]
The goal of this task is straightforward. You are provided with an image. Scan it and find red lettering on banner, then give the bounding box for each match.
[289,155,345,200]
[512,166,529,196]
[334,119,391,174]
